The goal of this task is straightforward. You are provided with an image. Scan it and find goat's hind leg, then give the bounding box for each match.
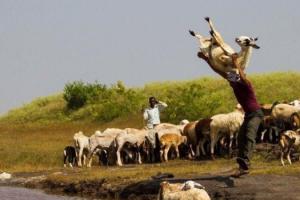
[280,151,285,166]
[205,17,232,56]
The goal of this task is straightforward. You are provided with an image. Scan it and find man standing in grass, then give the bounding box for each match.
[197,52,264,177]
[143,97,167,162]
[143,96,168,129]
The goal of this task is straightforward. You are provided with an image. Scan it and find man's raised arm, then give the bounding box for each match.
[232,53,250,85]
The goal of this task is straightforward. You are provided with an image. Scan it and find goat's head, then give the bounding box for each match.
[235,36,260,49]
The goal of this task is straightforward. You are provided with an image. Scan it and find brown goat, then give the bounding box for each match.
[194,118,212,157]
[159,134,187,162]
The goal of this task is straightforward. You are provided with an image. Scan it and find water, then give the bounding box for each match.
[0,186,85,200]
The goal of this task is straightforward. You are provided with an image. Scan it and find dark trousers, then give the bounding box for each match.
[238,109,264,160]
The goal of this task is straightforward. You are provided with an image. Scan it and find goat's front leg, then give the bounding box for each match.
[175,145,180,159]
[83,154,87,166]
[261,129,267,142]
[164,145,171,162]
[137,152,142,164]
[87,151,95,168]
[160,145,164,162]
[287,150,292,165]
[210,134,217,160]
[78,148,83,167]
[116,144,124,166]
[228,134,234,157]
[198,140,206,157]
[63,152,67,168]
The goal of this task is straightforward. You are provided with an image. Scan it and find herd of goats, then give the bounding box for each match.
[63,99,300,168]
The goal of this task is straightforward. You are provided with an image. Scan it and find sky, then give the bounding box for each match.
[0,0,299,114]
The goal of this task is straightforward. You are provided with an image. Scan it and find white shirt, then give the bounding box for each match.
[143,101,167,129]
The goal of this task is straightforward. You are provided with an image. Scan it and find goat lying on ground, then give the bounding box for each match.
[157,180,211,200]
[189,17,259,75]
[279,129,300,166]
[63,146,77,168]
[159,134,187,162]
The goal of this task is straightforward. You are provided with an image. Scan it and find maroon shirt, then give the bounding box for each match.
[229,80,260,114]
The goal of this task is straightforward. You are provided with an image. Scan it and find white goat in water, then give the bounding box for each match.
[189,17,260,75]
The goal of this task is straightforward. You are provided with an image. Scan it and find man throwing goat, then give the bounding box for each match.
[197,41,263,178]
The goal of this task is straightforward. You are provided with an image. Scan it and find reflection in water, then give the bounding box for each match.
[0,186,86,200]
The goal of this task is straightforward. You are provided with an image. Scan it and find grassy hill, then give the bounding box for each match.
[1,72,300,126]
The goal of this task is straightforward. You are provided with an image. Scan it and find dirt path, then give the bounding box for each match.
[2,170,300,200]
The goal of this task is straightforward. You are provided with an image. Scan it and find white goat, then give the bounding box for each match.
[155,120,190,135]
[279,129,300,166]
[190,17,260,75]
[73,131,90,167]
[209,108,244,159]
[271,103,300,122]
[87,129,126,167]
[115,128,148,166]
[95,128,124,137]
[157,181,211,200]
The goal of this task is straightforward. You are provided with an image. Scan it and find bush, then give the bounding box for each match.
[63,81,107,109]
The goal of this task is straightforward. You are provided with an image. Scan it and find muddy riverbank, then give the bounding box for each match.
[2,170,300,200]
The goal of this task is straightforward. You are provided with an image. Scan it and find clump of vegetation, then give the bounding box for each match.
[64,80,145,122]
